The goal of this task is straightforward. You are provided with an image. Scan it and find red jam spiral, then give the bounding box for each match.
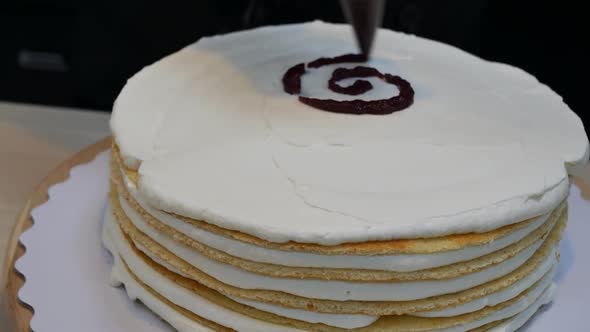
[282,54,414,115]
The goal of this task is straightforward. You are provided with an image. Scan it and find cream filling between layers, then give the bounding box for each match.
[415,261,557,317]
[122,175,549,272]
[208,253,557,322]
[225,297,377,329]
[104,222,214,332]
[435,281,556,332]
[119,192,546,301]
[133,241,379,328]
[103,205,305,332]
[105,206,557,332]
[487,284,556,332]
[135,238,558,324]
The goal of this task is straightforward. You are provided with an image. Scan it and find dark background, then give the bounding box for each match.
[1,0,587,128]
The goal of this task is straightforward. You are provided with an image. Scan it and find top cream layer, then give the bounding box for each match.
[111,21,588,245]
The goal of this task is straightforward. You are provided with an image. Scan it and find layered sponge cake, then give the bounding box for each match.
[103,22,589,331]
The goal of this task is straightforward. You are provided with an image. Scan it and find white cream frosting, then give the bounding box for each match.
[119,192,546,301]
[104,205,556,331]
[123,178,550,272]
[103,205,304,332]
[111,21,588,245]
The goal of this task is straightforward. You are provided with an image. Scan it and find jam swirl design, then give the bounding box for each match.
[282,54,414,115]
